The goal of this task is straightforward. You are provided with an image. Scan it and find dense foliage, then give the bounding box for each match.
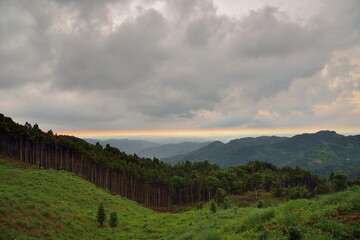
[0,113,332,207]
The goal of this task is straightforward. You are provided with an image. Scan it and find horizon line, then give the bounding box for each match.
[54,127,360,139]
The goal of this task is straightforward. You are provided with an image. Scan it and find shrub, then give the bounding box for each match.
[238,200,249,208]
[243,209,275,227]
[223,197,230,210]
[109,211,118,229]
[210,201,217,214]
[288,227,302,240]
[257,200,264,208]
[285,186,311,200]
[195,202,204,210]
[330,173,348,192]
[214,188,226,203]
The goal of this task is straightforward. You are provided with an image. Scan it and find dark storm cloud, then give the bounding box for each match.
[0,0,359,130]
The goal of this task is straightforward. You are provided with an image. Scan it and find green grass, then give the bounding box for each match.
[1,157,360,239]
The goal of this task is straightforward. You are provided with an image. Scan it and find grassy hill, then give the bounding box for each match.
[1,156,360,240]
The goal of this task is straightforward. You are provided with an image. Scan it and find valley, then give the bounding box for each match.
[1,157,360,240]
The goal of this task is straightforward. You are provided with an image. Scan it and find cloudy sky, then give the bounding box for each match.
[1,0,360,139]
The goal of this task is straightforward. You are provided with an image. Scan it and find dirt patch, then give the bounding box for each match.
[143,205,177,213]
[334,209,360,225]
[0,157,39,170]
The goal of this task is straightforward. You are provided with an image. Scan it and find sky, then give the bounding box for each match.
[0,0,360,140]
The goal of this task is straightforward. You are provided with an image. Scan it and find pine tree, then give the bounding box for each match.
[109,212,118,229]
[97,202,106,227]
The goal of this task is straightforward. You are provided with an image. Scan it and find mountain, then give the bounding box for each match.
[163,136,288,166]
[164,131,360,178]
[84,138,161,155]
[85,138,212,159]
[137,141,212,159]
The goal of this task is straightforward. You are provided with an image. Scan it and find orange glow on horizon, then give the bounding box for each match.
[55,127,360,139]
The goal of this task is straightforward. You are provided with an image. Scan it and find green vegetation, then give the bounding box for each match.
[109,212,118,229]
[0,113,329,208]
[165,131,360,179]
[1,113,360,239]
[1,157,360,239]
[97,203,106,227]
[210,201,218,214]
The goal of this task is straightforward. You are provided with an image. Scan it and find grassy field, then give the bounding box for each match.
[1,156,360,240]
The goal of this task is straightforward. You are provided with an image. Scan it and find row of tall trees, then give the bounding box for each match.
[0,114,326,207]
[0,114,173,207]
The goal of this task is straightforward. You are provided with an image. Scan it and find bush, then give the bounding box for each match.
[195,202,204,210]
[223,197,230,210]
[257,200,264,208]
[214,188,226,203]
[109,211,118,229]
[243,209,275,227]
[210,201,217,214]
[273,184,284,197]
[285,186,311,200]
[330,173,348,192]
[238,201,249,208]
[288,227,302,240]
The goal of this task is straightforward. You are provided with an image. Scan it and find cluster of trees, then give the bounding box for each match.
[97,202,118,229]
[1,113,352,208]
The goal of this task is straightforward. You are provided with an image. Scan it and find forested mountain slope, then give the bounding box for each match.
[137,141,212,159]
[164,131,360,178]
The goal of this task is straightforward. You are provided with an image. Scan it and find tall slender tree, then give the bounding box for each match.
[97,202,106,227]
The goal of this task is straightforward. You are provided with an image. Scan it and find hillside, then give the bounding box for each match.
[0,156,158,240]
[137,141,212,159]
[164,131,360,178]
[1,156,360,240]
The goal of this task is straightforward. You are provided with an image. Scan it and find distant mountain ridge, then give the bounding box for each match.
[84,139,161,155]
[84,138,212,159]
[138,141,212,159]
[164,131,360,178]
